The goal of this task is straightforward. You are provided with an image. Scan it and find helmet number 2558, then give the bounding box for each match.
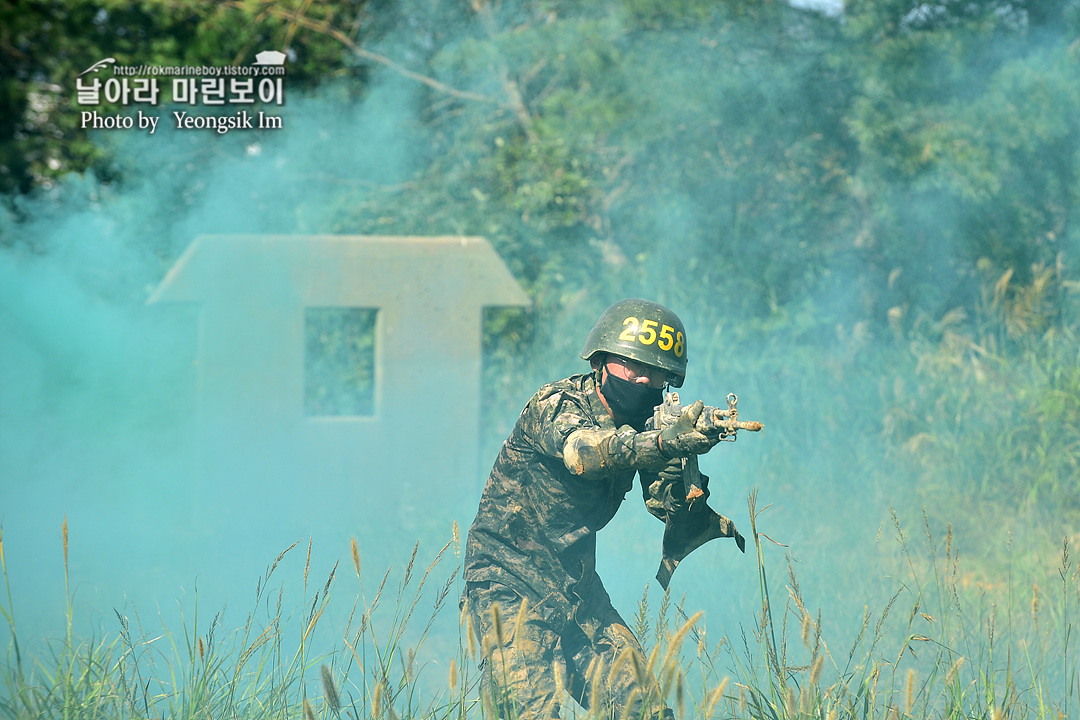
[618,316,685,357]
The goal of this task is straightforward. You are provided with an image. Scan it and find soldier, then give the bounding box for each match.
[462,298,739,720]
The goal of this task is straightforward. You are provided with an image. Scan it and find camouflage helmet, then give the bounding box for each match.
[580,298,687,387]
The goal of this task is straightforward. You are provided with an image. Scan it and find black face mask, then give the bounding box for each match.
[600,371,664,428]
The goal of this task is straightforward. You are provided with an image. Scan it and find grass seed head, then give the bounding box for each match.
[321,664,340,713]
[491,602,505,647]
[608,647,631,687]
[465,608,478,658]
[588,655,605,712]
[373,679,384,718]
[630,649,648,689]
[619,688,642,720]
[811,653,824,686]
[676,668,685,718]
[406,647,417,684]
[304,537,312,590]
[945,657,965,687]
[322,561,337,599]
[480,688,497,720]
[513,596,529,642]
[704,678,729,717]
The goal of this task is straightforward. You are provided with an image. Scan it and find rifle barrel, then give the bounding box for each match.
[716,418,764,432]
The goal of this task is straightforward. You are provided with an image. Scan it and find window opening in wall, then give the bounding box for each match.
[304,307,377,417]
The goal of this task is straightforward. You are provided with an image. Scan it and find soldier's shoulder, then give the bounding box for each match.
[531,373,592,405]
[514,373,602,442]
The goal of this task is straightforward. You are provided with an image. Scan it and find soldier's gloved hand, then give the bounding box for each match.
[659,400,713,457]
[656,456,683,484]
[694,406,735,443]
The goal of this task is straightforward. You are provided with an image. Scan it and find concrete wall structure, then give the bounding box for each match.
[148,234,529,534]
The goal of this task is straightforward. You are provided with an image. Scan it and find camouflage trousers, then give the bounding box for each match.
[464,581,674,720]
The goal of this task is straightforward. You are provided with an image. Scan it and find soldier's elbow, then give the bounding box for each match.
[563,454,587,475]
[563,428,612,476]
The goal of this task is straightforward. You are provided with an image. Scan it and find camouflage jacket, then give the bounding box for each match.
[463,372,672,631]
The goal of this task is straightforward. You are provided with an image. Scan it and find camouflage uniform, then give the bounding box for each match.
[463,371,679,720]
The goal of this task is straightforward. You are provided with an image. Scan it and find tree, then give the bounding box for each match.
[843,0,1080,322]
[0,0,371,200]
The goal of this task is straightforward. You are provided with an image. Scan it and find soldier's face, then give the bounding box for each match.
[603,355,671,389]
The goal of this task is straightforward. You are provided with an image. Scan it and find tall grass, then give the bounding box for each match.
[723,497,1078,720]
[2,501,1076,719]
[0,521,475,720]
[884,261,1080,548]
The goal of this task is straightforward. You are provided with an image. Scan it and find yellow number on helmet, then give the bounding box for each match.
[658,324,674,351]
[579,299,687,387]
[638,319,658,345]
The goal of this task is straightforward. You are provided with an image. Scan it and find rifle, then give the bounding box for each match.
[649,392,762,589]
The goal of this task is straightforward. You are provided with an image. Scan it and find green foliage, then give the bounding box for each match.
[0,0,370,199]
[883,262,1080,560]
[843,0,1080,317]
